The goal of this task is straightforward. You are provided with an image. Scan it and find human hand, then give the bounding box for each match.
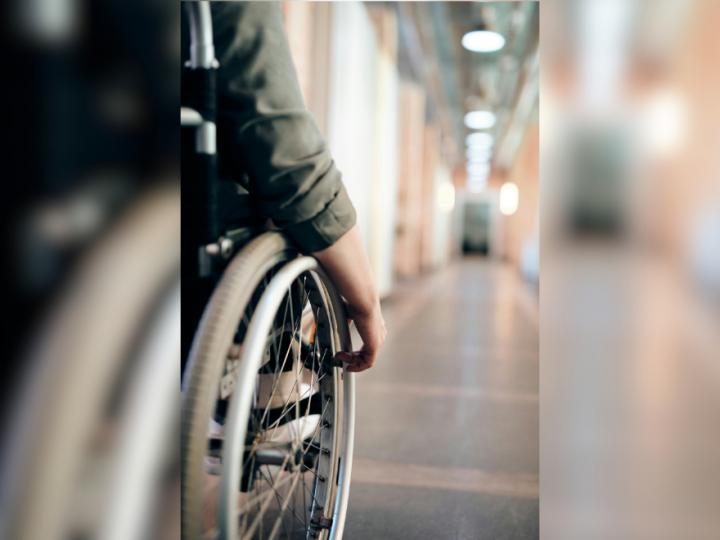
[312,225,386,373]
[336,302,387,373]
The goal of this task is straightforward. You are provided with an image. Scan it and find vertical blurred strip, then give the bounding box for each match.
[0,0,179,538]
[541,0,720,538]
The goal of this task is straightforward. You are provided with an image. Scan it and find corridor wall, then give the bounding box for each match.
[325,2,400,297]
[394,80,426,278]
[503,123,539,278]
[431,163,454,268]
[284,1,459,294]
[366,6,400,297]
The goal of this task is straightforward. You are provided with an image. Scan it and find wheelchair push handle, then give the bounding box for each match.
[184,1,216,70]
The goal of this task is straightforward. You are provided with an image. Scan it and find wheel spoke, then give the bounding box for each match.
[255,294,296,428]
[220,269,341,540]
[265,470,304,540]
[240,453,292,540]
[237,469,294,515]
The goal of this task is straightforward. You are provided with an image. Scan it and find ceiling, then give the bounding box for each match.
[393,1,539,172]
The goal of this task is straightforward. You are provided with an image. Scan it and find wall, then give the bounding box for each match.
[501,123,539,270]
[284,1,463,293]
[394,80,426,278]
[367,7,400,296]
[431,163,454,268]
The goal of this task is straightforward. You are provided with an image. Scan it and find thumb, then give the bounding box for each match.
[334,351,363,366]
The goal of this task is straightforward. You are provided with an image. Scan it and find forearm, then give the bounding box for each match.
[312,225,379,317]
[212,2,356,253]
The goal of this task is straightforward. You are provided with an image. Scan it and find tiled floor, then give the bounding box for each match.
[344,257,539,539]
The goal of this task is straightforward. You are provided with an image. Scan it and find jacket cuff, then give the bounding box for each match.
[283,183,357,253]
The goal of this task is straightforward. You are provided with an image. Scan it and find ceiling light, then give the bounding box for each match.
[466,147,492,161]
[467,172,488,184]
[467,162,490,176]
[466,132,494,148]
[467,181,487,194]
[462,30,505,53]
[467,176,487,193]
[464,110,496,129]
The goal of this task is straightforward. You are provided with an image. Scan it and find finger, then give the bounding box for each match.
[334,351,364,368]
[345,351,377,373]
[345,365,367,373]
[346,361,371,373]
[334,351,355,363]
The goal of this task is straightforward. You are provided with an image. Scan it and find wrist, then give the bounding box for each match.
[348,291,380,319]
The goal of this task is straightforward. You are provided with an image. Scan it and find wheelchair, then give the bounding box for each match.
[181,3,356,539]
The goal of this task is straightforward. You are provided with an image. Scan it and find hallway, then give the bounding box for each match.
[345,257,539,539]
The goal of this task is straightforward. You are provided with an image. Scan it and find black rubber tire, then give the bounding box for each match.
[181,232,296,540]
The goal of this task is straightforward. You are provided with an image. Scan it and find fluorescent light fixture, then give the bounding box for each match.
[464,110,496,129]
[462,30,505,53]
[467,173,488,184]
[466,146,492,161]
[466,132,494,148]
[467,162,490,176]
[468,177,488,186]
[468,166,489,177]
[467,175,487,193]
[499,182,519,216]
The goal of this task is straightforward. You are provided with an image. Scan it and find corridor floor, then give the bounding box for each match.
[344,257,539,539]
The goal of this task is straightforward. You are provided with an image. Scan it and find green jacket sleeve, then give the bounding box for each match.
[211,2,356,253]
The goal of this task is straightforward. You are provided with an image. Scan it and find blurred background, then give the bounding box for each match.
[282,2,540,538]
[283,1,539,292]
[542,0,720,538]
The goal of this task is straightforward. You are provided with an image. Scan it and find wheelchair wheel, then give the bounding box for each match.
[182,232,355,540]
